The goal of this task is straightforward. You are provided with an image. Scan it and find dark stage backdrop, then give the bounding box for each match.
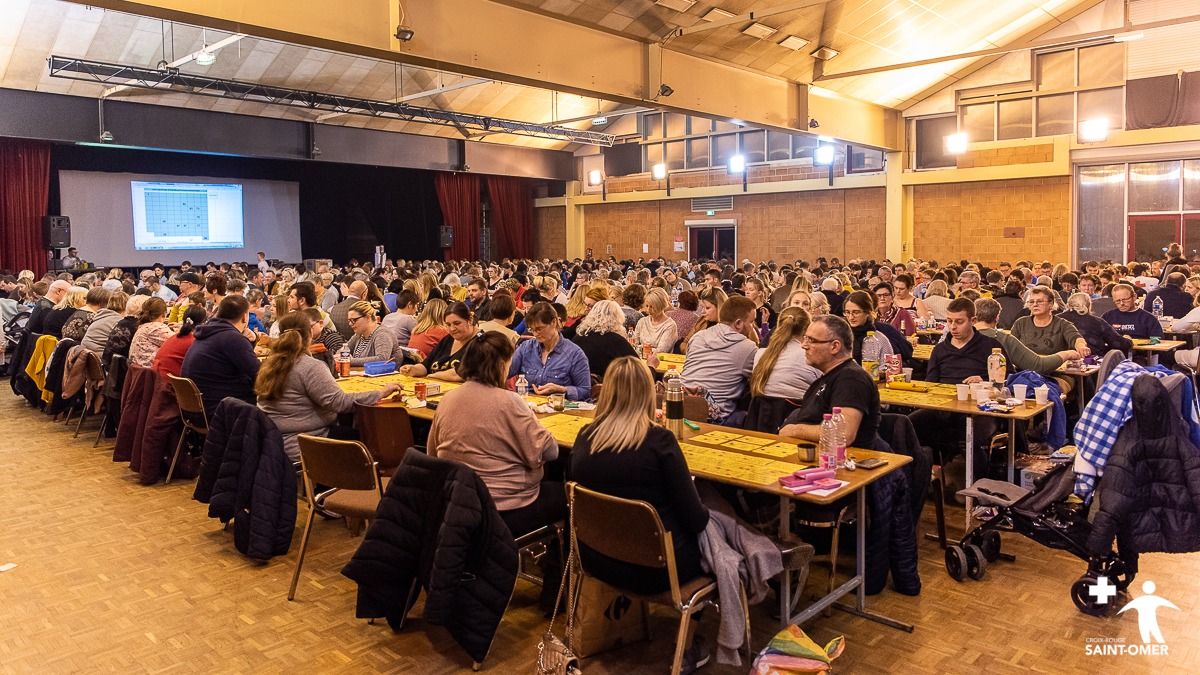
[48,144,445,265]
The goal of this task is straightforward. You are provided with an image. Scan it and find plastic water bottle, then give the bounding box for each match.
[818,414,837,470]
[335,347,351,377]
[862,331,883,382]
[987,347,1006,386]
[515,374,529,397]
[1152,295,1164,318]
[830,406,848,466]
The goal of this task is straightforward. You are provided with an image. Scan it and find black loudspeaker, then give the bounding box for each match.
[43,216,71,248]
[439,226,454,248]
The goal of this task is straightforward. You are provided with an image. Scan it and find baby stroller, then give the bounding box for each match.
[2,310,31,376]
[945,370,1200,616]
[944,465,1130,616]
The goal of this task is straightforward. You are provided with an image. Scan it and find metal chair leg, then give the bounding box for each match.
[288,505,317,601]
[670,606,695,675]
[164,431,186,484]
[93,412,108,447]
[73,405,88,438]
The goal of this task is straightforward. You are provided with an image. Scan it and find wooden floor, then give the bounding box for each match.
[1,391,1197,674]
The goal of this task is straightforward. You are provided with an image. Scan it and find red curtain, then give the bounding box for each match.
[486,175,534,260]
[434,172,481,261]
[0,139,50,276]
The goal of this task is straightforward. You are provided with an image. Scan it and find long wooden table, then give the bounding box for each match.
[878,381,1053,532]
[1131,338,1185,365]
[337,371,913,632]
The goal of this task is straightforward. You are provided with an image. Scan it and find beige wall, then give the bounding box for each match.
[533,206,567,259]
[578,188,886,262]
[912,177,1071,265]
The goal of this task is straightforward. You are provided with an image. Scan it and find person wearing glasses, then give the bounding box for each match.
[508,302,592,400]
[1010,286,1090,357]
[399,301,476,382]
[873,282,916,337]
[344,300,399,366]
[1102,282,1164,340]
[842,290,913,364]
[778,315,881,449]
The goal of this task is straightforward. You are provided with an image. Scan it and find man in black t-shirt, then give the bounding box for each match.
[779,315,881,448]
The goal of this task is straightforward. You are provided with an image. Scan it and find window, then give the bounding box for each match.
[847,145,885,174]
[712,134,737,168]
[962,103,995,143]
[1077,164,1126,263]
[686,137,710,169]
[713,120,740,133]
[767,132,791,162]
[997,98,1033,140]
[793,134,819,161]
[1129,161,1181,212]
[1078,43,1124,87]
[1037,50,1074,90]
[1036,94,1074,136]
[1184,159,1200,212]
[643,143,662,170]
[913,115,957,170]
[664,140,685,170]
[1078,87,1124,130]
[643,113,663,139]
[740,130,765,164]
[665,113,687,139]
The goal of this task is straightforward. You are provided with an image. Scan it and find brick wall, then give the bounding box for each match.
[912,176,1070,265]
[534,206,566,259]
[956,143,1054,169]
[581,187,885,262]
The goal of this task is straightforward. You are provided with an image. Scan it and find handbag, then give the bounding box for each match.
[536,503,581,675]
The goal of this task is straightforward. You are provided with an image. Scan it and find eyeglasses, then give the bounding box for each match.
[347,315,363,325]
[843,309,867,317]
[801,335,837,345]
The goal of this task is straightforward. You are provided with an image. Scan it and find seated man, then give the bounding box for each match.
[778,314,881,449]
[974,298,1076,376]
[181,295,261,418]
[681,295,758,425]
[477,293,520,345]
[909,298,1003,474]
[1145,272,1193,319]
[1104,283,1164,339]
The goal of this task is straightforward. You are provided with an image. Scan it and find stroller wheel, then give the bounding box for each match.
[1100,559,1134,591]
[1071,574,1111,617]
[979,530,1001,563]
[945,545,967,581]
[965,544,987,580]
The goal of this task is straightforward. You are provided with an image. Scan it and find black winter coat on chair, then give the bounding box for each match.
[341,449,518,666]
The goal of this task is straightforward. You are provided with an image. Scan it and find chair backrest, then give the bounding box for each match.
[103,354,128,398]
[383,292,398,313]
[655,392,710,422]
[166,373,208,431]
[354,402,415,472]
[744,395,803,433]
[296,435,381,498]
[1097,349,1127,387]
[568,481,669,570]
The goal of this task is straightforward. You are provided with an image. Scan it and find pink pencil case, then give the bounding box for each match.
[794,467,834,479]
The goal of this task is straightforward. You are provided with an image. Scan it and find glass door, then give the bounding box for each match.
[688,227,736,261]
[1184,214,1200,259]
[1128,214,1181,263]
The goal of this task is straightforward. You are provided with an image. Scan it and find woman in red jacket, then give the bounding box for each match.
[152,305,207,378]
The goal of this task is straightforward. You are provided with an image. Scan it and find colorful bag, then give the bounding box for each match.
[751,625,844,674]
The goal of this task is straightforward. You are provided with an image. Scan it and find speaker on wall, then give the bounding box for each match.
[43,216,71,248]
[440,226,454,248]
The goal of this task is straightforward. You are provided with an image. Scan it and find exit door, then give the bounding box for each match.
[689,227,736,261]
[1128,215,1180,263]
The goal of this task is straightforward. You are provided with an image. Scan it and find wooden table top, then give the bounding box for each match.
[335,372,910,505]
[1131,339,1186,352]
[652,352,686,373]
[911,344,932,361]
[877,381,1053,419]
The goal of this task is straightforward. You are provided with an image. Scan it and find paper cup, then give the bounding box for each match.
[902,367,914,382]
[972,384,991,402]
[1012,383,1028,400]
[956,383,970,401]
[1034,385,1049,405]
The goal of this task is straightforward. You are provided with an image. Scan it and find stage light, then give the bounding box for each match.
[1078,118,1110,143]
[651,163,668,180]
[814,144,835,166]
[944,132,968,155]
[728,154,746,174]
[587,169,604,186]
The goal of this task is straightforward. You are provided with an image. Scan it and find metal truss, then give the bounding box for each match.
[48,55,615,146]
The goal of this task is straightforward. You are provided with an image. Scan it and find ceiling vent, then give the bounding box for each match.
[655,0,696,12]
[742,23,777,40]
[692,196,734,212]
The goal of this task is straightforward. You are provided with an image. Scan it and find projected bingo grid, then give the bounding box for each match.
[145,188,210,239]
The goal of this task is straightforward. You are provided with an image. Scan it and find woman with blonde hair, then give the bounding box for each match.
[443,272,467,302]
[408,297,449,358]
[922,280,952,320]
[570,356,709,598]
[418,272,440,302]
[344,300,398,366]
[632,287,678,355]
[573,299,637,378]
[43,286,88,338]
[257,312,399,460]
[750,307,821,400]
[679,287,727,354]
[562,285,590,338]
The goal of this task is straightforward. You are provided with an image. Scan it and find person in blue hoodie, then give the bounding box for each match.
[181,295,261,418]
[1102,283,1163,340]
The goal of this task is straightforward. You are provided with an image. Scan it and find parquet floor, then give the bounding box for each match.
[1,390,1197,674]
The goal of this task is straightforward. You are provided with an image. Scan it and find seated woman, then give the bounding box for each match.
[873,282,917,337]
[81,290,128,354]
[428,331,563,604]
[570,356,709,596]
[922,280,953,321]
[407,298,449,359]
[1060,292,1132,356]
[43,286,87,339]
[508,302,591,401]
[102,295,148,368]
[842,291,895,363]
[344,300,398,366]
[152,305,207,377]
[751,307,821,400]
[632,287,678,356]
[678,288,726,354]
[304,306,345,375]
[571,299,636,379]
[256,312,400,461]
[399,301,475,382]
[127,297,175,368]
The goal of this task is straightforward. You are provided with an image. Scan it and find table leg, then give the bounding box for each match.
[1149,353,1160,366]
[964,416,975,531]
[830,487,914,632]
[1007,418,1016,484]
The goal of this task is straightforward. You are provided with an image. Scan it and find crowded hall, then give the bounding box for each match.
[5,1,1200,673]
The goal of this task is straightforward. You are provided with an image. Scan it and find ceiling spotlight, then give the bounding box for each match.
[394,25,415,41]
[728,154,746,175]
[591,115,609,126]
[195,49,216,66]
[814,144,835,166]
[808,119,820,129]
[811,46,840,61]
[587,169,604,186]
[944,132,969,155]
[657,83,674,98]
[1078,117,1111,143]
[651,163,668,180]
[1113,31,1144,42]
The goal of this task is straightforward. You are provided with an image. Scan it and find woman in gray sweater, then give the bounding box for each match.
[344,300,400,366]
[256,312,401,460]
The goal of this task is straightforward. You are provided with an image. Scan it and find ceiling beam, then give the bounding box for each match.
[60,0,899,149]
[102,32,247,98]
[668,0,831,40]
[315,77,489,122]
